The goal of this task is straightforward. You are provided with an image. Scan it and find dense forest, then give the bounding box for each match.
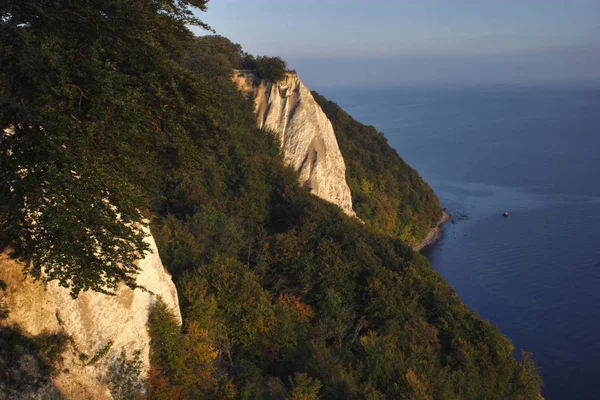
[0,1,542,399]
[313,93,441,246]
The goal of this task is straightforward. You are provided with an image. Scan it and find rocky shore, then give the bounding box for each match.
[414,210,451,252]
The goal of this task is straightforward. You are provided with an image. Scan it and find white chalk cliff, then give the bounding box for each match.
[234,71,356,217]
[0,228,181,399]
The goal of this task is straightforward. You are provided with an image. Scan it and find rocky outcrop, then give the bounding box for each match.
[234,71,356,217]
[0,229,180,399]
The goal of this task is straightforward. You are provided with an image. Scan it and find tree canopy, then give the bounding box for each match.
[0,0,211,296]
[255,56,288,82]
[142,35,542,399]
[0,4,542,399]
[313,92,441,246]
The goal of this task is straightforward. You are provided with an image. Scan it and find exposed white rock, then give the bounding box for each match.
[234,71,356,217]
[0,229,181,399]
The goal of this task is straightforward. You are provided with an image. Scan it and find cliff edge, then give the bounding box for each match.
[0,228,181,399]
[233,71,356,217]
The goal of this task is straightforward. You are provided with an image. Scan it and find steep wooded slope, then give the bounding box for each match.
[0,8,542,399]
[313,92,441,246]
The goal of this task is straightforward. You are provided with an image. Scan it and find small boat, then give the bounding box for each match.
[502,212,509,217]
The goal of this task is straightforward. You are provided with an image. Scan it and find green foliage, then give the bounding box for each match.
[0,0,213,297]
[243,54,258,70]
[147,298,219,398]
[186,35,246,77]
[148,35,542,399]
[313,92,441,246]
[255,56,288,82]
[185,36,289,83]
[288,373,322,400]
[105,349,145,400]
[148,299,187,384]
[86,340,113,366]
[152,207,246,277]
[1,1,542,398]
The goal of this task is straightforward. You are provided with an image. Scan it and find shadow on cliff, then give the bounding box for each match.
[0,292,65,400]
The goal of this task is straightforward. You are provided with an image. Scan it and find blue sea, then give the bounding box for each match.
[318,83,600,400]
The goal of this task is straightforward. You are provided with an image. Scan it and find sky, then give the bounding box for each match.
[192,0,600,86]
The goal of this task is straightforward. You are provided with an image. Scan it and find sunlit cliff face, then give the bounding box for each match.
[234,71,356,217]
[0,228,180,399]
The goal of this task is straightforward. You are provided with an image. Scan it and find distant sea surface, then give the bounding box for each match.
[317,83,600,400]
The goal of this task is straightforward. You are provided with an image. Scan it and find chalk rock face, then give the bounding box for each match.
[234,71,356,217]
[0,229,181,399]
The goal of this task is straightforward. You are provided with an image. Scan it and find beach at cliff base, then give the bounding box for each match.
[415,210,451,252]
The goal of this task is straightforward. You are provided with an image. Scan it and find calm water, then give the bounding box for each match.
[318,84,600,400]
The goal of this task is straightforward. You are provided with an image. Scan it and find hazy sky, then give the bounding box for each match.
[192,0,600,86]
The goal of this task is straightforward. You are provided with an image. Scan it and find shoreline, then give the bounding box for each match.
[414,210,451,252]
